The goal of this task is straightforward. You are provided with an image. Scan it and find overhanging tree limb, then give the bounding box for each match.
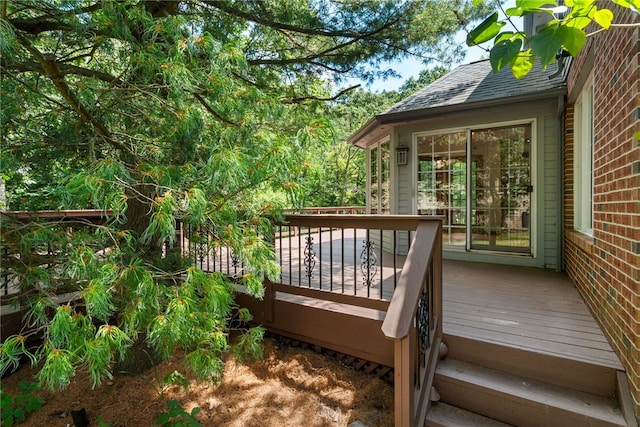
[14,32,131,155]
[281,84,361,104]
[193,92,239,126]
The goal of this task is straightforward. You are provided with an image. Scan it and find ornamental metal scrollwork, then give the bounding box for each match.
[304,235,316,280]
[231,250,240,268]
[360,239,378,287]
[417,289,430,360]
[194,229,208,265]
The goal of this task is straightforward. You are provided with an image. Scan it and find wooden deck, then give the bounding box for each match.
[272,229,620,369]
[441,259,623,369]
[210,228,622,370]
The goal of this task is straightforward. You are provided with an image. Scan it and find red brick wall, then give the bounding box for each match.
[564,4,639,421]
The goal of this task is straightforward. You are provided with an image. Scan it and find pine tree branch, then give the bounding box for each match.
[192,92,239,126]
[14,33,131,155]
[281,85,361,104]
[2,56,123,85]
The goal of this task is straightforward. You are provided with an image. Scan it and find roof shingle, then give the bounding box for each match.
[382,59,566,116]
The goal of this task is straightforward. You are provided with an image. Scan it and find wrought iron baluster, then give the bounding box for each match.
[353,228,357,296]
[379,229,383,299]
[329,228,333,292]
[360,230,378,290]
[303,230,316,286]
[298,227,302,286]
[195,228,207,270]
[417,287,431,361]
[2,245,9,296]
[341,228,345,294]
[231,248,240,275]
[393,230,398,290]
[318,227,322,290]
[414,285,430,388]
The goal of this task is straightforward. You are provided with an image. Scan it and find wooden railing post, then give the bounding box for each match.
[263,279,275,323]
[381,219,443,426]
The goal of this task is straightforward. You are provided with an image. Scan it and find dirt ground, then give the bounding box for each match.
[1,336,394,426]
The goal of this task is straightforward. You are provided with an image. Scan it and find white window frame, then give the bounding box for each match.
[367,136,390,214]
[574,74,594,236]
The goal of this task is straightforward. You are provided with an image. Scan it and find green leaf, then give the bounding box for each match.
[510,50,536,79]
[466,12,506,46]
[565,15,593,30]
[490,39,524,73]
[516,0,556,8]
[508,0,557,16]
[633,131,640,141]
[13,407,25,422]
[612,0,640,9]
[155,413,170,424]
[557,25,586,57]
[592,9,614,29]
[528,24,562,66]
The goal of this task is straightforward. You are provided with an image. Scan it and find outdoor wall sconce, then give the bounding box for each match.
[396,146,409,166]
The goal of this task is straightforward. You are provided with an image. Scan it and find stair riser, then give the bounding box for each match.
[435,376,625,427]
[443,334,618,396]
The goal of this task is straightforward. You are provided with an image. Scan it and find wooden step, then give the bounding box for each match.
[434,358,627,427]
[425,402,513,427]
[442,333,618,396]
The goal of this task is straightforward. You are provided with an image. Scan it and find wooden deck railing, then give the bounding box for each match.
[382,219,443,426]
[275,214,444,426]
[2,210,444,426]
[283,206,366,215]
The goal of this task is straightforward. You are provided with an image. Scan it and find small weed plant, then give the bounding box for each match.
[155,399,201,427]
[0,381,45,426]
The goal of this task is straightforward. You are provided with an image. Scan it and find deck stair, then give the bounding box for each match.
[425,333,633,427]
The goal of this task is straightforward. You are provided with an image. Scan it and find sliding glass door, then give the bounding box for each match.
[416,123,532,253]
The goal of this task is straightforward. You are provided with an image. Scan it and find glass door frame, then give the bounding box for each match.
[413,120,536,255]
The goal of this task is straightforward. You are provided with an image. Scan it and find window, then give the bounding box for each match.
[416,131,467,245]
[369,139,390,214]
[574,76,593,235]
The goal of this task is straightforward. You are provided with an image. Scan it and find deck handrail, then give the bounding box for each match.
[381,218,443,427]
[281,213,428,229]
[283,206,365,215]
[381,220,442,339]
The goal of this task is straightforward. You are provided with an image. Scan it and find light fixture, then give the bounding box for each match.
[396,146,409,166]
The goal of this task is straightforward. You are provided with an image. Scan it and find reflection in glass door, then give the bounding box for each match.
[416,131,467,246]
[470,125,531,252]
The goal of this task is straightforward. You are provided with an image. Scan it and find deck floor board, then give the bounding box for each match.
[442,260,622,369]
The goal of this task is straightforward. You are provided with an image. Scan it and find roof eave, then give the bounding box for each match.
[348,85,567,148]
[377,86,567,125]
[347,115,383,148]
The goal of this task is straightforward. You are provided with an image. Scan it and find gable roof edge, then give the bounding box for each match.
[377,86,567,125]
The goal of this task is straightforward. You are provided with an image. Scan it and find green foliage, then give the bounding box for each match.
[468,0,640,78]
[96,416,113,427]
[155,400,202,427]
[0,381,45,426]
[0,0,494,393]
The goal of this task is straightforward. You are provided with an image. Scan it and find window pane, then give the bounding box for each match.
[370,146,378,213]
[417,131,467,246]
[380,142,390,213]
[470,125,531,251]
[574,79,593,235]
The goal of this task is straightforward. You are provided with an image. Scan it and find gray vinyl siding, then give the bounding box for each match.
[542,115,559,270]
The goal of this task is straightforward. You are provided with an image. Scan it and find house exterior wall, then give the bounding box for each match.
[390,99,561,269]
[564,5,640,420]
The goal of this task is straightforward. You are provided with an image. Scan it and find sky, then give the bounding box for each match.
[362,0,520,92]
